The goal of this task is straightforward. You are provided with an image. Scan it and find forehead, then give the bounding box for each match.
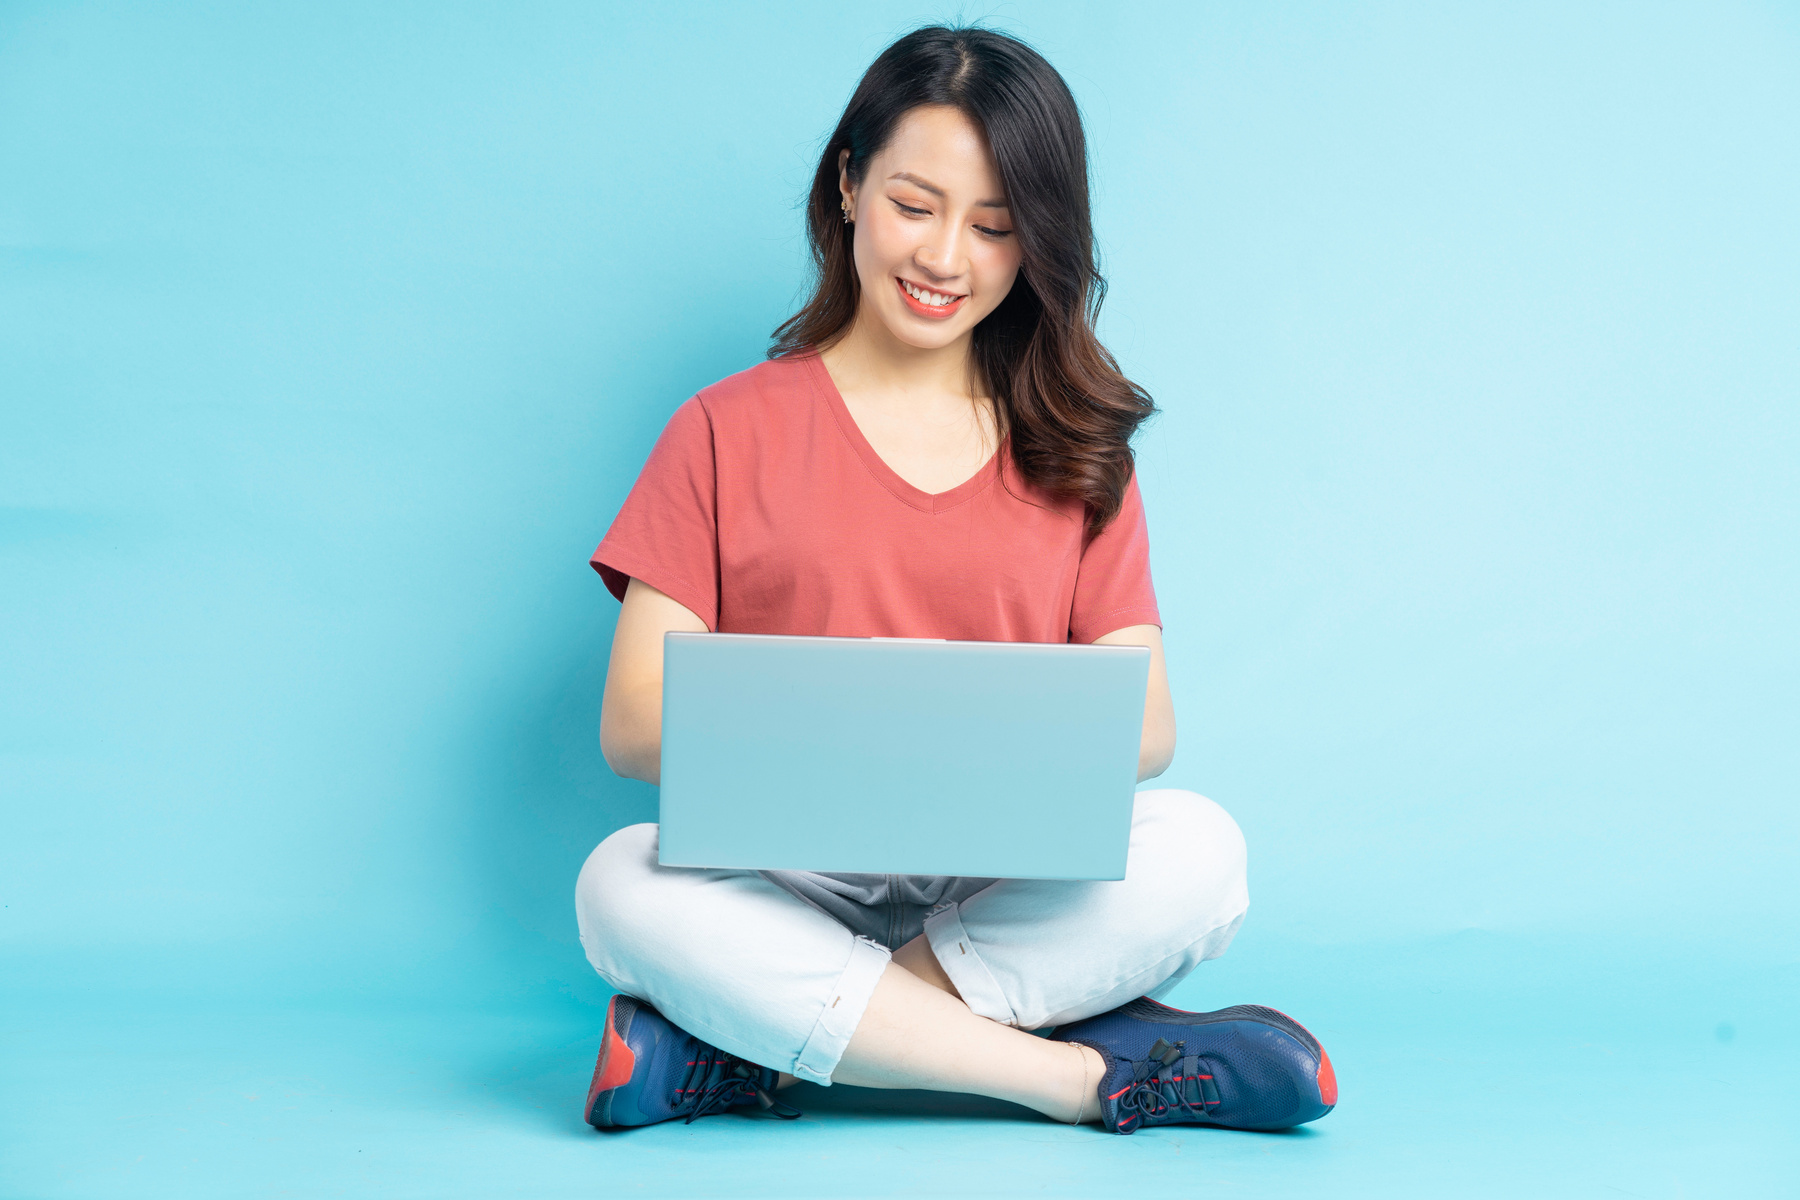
[872,105,1003,195]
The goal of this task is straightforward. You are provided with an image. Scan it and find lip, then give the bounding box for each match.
[895,276,967,320]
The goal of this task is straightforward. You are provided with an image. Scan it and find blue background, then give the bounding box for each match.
[3,2,1796,1196]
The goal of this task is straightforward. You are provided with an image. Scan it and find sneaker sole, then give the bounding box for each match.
[584,994,641,1128]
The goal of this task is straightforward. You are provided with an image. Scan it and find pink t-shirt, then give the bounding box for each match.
[590,351,1160,644]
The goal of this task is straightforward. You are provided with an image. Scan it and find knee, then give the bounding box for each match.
[1131,789,1248,920]
[1183,790,1247,873]
[574,823,661,969]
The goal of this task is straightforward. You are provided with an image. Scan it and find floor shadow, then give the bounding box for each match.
[779,1081,1041,1123]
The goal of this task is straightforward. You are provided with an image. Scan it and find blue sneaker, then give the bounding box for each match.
[584,994,801,1128]
[1052,998,1337,1134]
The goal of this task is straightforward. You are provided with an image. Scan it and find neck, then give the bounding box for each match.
[820,303,981,403]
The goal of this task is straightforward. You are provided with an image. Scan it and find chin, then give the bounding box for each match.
[892,328,962,351]
[880,306,974,350]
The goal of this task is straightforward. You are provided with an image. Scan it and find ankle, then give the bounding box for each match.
[1060,1042,1104,1124]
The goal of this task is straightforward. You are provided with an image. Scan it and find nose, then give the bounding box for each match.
[913,224,969,285]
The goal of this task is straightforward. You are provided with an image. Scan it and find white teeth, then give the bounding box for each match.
[903,280,957,307]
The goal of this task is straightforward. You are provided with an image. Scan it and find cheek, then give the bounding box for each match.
[854,209,915,282]
[974,245,1024,305]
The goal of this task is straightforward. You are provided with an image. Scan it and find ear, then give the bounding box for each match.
[837,147,854,210]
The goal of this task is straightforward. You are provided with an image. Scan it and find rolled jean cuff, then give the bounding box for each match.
[924,902,1017,1026]
[790,934,891,1085]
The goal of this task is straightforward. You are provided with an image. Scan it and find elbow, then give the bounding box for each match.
[597,714,630,779]
[599,729,638,783]
[1138,719,1176,783]
[598,726,627,779]
[599,716,659,786]
[600,681,653,784]
[1139,744,1174,783]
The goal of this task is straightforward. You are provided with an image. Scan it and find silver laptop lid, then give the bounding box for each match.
[658,632,1148,880]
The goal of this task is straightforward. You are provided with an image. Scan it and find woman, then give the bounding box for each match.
[575,26,1336,1135]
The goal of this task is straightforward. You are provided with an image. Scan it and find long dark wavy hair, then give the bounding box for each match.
[769,25,1156,537]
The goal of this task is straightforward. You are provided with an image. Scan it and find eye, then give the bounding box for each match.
[975,225,1013,239]
[892,201,929,216]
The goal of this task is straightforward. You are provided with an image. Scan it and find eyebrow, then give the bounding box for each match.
[887,171,1009,209]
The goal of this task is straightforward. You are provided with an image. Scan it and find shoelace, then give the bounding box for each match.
[672,1049,802,1124]
[1115,1037,1222,1129]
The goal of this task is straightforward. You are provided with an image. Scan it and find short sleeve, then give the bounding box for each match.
[590,396,720,630]
[1068,471,1162,644]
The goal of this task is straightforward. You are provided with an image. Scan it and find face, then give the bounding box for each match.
[840,105,1023,352]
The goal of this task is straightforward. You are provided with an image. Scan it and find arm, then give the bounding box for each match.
[1093,623,1176,783]
[599,576,709,785]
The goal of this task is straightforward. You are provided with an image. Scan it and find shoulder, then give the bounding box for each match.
[691,352,819,426]
[646,353,821,470]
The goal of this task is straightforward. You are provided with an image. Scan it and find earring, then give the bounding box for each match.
[841,197,853,225]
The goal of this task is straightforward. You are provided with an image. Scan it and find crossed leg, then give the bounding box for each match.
[577,789,1248,1125]
[816,939,1105,1122]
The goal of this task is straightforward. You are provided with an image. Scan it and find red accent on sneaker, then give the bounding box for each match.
[586,995,638,1116]
[1316,1046,1338,1107]
[1258,1005,1335,1107]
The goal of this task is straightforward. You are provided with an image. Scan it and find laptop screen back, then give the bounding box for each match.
[657,633,1148,880]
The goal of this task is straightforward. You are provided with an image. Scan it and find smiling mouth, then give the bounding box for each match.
[896,276,967,318]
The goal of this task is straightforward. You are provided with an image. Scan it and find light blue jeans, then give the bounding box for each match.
[574,788,1248,1085]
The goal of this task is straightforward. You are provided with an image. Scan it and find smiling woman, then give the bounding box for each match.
[575,25,1336,1139]
[773,30,1153,534]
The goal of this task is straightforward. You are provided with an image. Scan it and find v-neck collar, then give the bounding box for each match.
[800,350,1006,515]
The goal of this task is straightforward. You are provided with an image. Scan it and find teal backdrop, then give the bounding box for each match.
[3,3,1796,1197]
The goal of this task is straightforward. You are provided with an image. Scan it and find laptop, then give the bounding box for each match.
[657,632,1149,880]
